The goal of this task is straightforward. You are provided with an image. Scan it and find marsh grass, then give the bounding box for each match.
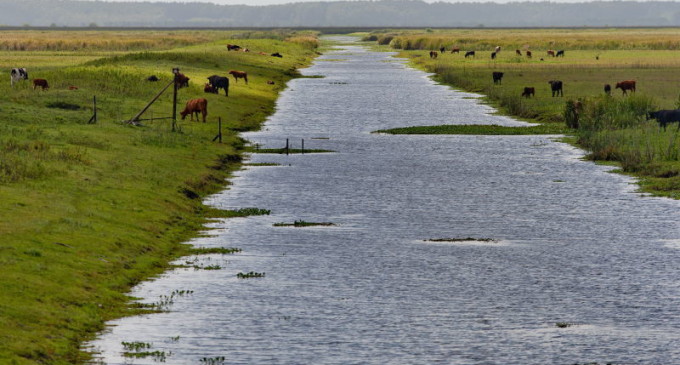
[374,124,567,135]
[273,220,335,227]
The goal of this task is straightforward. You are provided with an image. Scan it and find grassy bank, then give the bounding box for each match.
[363,28,680,199]
[0,30,319,364]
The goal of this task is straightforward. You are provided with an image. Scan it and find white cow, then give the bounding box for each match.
[494,46,501,54]
[10,68,28,87]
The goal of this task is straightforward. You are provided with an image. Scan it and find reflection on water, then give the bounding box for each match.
[89,36,680,364]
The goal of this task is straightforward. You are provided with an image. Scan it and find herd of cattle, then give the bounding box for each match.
[9,43,284,124]
[426,46,678,129]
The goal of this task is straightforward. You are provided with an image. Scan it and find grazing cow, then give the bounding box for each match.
[32,78,49,90]
[647,109,680,131]
[68,85,78,90]
[615,80,636,95]
[464,51,475,58]
[207,75,229,96]
[180,98,208,123]
[451,47,460,54]
[429,50,438,59]
[10,68,28,87]
[439,46,445,54]
[491,52,497,60]
[494,46,501,53]
[266,80,275,85]
[226,44,241,51]
[146,75,159,82]
[228,70,248,84]
[547,50,556,57]
[526,50,532,58]
[604,84,612,95]
[492,71,504,85]
[556,50,565,57]
[548,80,563,97]
[174,73,189,89]
[515,49,522,56]
[521,87,535,98]
[204,83,217,94]
[241,48,250,52]
[271,52,283,58]
[259,52,268,56]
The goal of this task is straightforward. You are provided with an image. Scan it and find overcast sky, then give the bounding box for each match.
[93,0,651,6]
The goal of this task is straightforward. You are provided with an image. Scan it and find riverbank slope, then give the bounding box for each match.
[0,30,319,364]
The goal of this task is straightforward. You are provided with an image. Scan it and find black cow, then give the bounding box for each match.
[271,52,283,58]
[647,110,680,131]
[464,51,475,58]
[146,75,159,82]
[10,68,28,87]
[492,72,504,85]
[604,84,611,95]
[207,75,229,96]
[439,46,445,54]
[556,50,565,57]
[548,80,563,97]
[491,52,497,60]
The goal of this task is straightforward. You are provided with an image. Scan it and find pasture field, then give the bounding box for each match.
[363,28,680,199]
[0,29,319,364]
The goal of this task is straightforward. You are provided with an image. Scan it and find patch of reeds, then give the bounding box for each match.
[273,220,335,227]
[188,247,242,255]
[374,124,567,135]
[236,271,265,279]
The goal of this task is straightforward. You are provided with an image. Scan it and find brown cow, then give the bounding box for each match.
[515,49,522,56]
[615,80,636,95]
[180,98,208,123]
[32,78,48,90]
[204,83,217,94]
[68,85,78,90]
[526,50,532,58]
[547,50,556,57]
[451,47,460,54]
[228,70,248,84]
[521,87,535,98]
[175,73,190,89]
[429,51,438,59]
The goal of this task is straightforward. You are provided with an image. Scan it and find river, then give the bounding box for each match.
[89,36,680,365]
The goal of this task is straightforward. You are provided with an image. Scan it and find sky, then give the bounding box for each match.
[91,0,648,6]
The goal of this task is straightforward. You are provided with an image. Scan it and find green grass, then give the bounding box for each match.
[366,28,680,199]
[0,30,318,364]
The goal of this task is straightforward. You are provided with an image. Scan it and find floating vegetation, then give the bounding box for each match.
[553,179,566,183]
[373,124,568,135]
[121,341,151,352]
[223,207,271,217]
[199,356,226,364]
[426,237,498,243]
[196,264,222,270]
[329,81,348,85]
[555,322,576,328]
[273,220,335,227]
[189,247,242,255]
[237,271,266,279]
[122,350,170,362]
[243,162,281,166]
[168,336,180,342]
[311,137,330,140]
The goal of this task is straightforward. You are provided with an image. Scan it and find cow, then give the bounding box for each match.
[526,50,532,58]
[174,73,189,89]
[464,51,475,58]
[494,46,501,53]
[521,87,535,98]
[241,48,250,52]
[647,109,680,131]
[207,75,229,96]
[204,83,217,94]
[180,98,208,123]
[547,50,556,57]
[32,78,49,90]
[491,52,497,60]
[515,49,522,56]
[451,47,460,54]
[259,52,268,56]
[228,70,248,84]
[615,80,636,95]
[429,50,438,59]
[68,85,78,90]
[226,44,241,51]
[556,50,565,57]
[604,84,612,95]
[439,46,445,54]
[146,75,159,82]
[266,80,275,85]
[10,68,28,87]
[492,72,504,85]
[548,80,563,97]
[271,52,283,58]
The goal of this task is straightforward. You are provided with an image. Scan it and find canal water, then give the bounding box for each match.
[89,37,680,364]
